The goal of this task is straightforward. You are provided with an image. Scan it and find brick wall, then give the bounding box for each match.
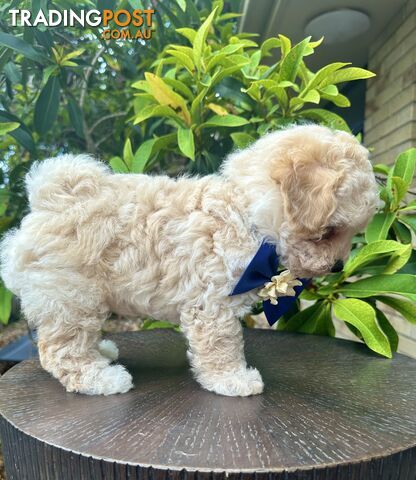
[357,0,416,358]
[364,0,416,166]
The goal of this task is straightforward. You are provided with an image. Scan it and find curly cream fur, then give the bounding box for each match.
[0,125,378,396]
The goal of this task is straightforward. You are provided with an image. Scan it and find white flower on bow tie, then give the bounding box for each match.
[257,270,303,305]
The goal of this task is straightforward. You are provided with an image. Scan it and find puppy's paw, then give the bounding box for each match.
[98,339,119,361]
[200,367,264,397]
[68,364,134,395]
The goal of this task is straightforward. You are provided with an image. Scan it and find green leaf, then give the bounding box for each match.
[399,200,416,212]
[260,37,281,57]
[193,7,218,71]
[210,63,250,86]
[339,274,416,301]
[166,49,194,73]
[323,67,375,86]
[177,127,195,161]
[67,98,84,138]
[0,110,35,151]
[144,72,190,124]
[374,307,398,352]
[132,80,152,93]
[190,86,208,120]
[123,138,134,169]
[230,132,254,149]
[278,34,291,57]
[0,121,20,136]
[398,215,416,233]
[109,157,129,173]
[34,76,60,135]
[320,85,339,96]
[61,48,85,62]
[279,37,311,82]
[290,89,320,109]
[277,302,320,332]
[205,53,230,72]
[300,288,324,300]
[379,186,392,204]
[373,163,390,175]
[4,62,21,84]
[304,62,350,90]
[333,299,392,358]
[0,284,13,325]
[176,27,197,44]
[132,138,157,173]
[168,45,194,57]
[392,220,412,244]
[202,114,249,128]
[163,78,193,100]
[131,133,176,173]
[392,148,416,187]
[308,37,324,49]
[217,13,242,21]
[299,302,335,336]
[0,190,8,216]
[299,109,350,132]
[244,82,261,101]
[207,103,228,116]
[375,296,416,324]
[327,94,351,108]
[384,243,412,274]
[133,104,182,125]
[0,31,46,63]
[365,212,396,243]
[390,176,408,208]
[299,90,321,104]
[142,319,179,331]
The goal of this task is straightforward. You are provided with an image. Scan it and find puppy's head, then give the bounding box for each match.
[272,125,378,277]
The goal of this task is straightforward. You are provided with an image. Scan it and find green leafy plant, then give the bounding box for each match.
[119,5,374,174]
[276,148,416,358]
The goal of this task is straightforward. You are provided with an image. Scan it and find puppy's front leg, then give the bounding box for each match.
[180,305,264,397]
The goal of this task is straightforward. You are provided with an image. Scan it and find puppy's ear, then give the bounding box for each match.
[273,161,341,234]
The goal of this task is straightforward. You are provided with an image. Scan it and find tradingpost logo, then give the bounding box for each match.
[9,8,155,41]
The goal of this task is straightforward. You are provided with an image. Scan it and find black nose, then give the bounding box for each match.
[331,259,344,273]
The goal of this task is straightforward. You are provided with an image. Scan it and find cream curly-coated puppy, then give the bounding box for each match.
[1,125,378,397]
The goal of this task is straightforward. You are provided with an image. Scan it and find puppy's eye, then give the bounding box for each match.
[321,226,335,240]
[310,227,335,242]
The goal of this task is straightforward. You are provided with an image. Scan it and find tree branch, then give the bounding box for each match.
[88,111,127,134]
[77,46,106,153]
[79,46,105,109]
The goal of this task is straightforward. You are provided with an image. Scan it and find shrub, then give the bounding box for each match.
[116,6,375,175]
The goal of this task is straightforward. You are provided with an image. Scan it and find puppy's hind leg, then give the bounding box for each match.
[180,304,264,397]
[22,272,132,395]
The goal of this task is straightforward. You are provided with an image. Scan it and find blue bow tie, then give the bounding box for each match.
[230,242,307,326]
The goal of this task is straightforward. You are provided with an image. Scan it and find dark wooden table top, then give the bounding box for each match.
[1,329,416,477]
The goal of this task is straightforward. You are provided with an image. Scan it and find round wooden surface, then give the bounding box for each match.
[1,329,416,479]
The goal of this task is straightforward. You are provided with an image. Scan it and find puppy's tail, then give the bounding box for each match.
[26,154,110,211]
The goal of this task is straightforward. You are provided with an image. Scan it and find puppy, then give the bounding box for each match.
[0,125,378,397]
